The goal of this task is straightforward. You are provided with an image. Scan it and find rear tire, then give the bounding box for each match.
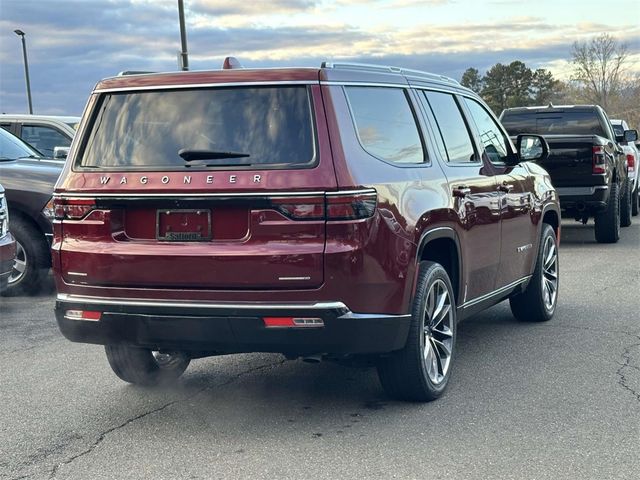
[620,179,632,227]
[4,216,49,295]
[377,261,457,402]
[632,185,639,217]
[594,182,620,243]
[510,224,558,322]
[105,345,190,386]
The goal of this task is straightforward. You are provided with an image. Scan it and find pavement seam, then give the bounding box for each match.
[616,333,640,404]
[47,358,286,479]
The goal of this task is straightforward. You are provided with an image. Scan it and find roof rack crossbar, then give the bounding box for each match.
[321,61,460,85]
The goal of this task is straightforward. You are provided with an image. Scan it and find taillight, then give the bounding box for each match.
[270,190,377,221]
[64,310,101,321]
[626,154,635,172]
[326,191,377,220]
[592,146,606,174]
[53,198,96,220]
[271,196,325,220]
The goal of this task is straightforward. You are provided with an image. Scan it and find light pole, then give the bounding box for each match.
[14,29,33,114]
[177,0,189,70]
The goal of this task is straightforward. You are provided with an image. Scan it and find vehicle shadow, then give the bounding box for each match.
[559,222,598,245]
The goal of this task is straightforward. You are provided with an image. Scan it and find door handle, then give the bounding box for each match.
[497,182,514,193]
[452,186,471,198]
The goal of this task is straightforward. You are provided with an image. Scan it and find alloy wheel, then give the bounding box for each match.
[8,241,27,285]
[423,279,454,385]
[541,235,558,310]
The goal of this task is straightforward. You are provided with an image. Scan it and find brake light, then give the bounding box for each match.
[592,146,606,174]
[270,190,377,221]
[627,154,635,172]
[54,198,96,220]
[271,196,325,220]
[326,191,377,220]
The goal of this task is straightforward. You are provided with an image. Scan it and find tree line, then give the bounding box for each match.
[460,34,639,129]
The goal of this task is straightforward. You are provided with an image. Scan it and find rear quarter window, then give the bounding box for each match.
[345,86,425,164]
[78,86,316,170]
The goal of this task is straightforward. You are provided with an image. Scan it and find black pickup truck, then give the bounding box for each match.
[0,128,62,294]
[500,105,637,243]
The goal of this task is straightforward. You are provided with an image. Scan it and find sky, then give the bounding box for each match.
[0,0,639,115]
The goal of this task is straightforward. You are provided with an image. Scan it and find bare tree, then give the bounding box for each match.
[571,33,630,110]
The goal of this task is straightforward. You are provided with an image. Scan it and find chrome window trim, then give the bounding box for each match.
[94,80,318,93]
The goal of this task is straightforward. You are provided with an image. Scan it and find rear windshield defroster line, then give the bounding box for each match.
[77,85,317,171]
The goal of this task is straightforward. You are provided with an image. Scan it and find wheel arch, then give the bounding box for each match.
[415,227,463,307]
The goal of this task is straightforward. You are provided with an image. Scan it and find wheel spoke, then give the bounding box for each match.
[432,302,451,329]
[431,337,452,357]
[13,259,26,274]
[544,244,555,269]
[430,338,443,377]
[433,324,453,338]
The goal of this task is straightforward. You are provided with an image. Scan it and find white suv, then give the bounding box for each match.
[612,119,639,216]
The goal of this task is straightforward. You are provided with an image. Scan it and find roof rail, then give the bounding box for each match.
[321,61,460,85]
[117,71,156,76]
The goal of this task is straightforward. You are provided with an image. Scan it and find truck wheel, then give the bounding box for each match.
[4,216,49,295]
[510,224,558,322]
[105,345,190,386]
[620,179,632,227]
[377,261,456,402]
[594,182,620,243]
[632,185,639,217]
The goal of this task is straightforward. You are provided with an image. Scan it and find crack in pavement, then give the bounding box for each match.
[47,358,286,479]
[616,334,640,404]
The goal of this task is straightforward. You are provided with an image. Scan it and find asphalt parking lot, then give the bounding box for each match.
[1,221,638,480]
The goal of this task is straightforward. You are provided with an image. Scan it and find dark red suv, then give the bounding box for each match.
[53,61,560,401]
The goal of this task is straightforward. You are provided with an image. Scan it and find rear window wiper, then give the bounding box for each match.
[178,149,250,161]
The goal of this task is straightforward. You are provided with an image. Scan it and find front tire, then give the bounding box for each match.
[510,224,558,322]
[594,182,620,243]
[620,178,632,227]
[632,185,639,217]
[105,345,190,386]
[377,262,457,402]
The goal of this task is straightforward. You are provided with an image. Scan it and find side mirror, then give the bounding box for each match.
[516,134,548,162]
[624,129,638,143]
[53,146,70,160]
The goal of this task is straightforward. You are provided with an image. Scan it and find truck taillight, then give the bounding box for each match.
[326,191,377,220]
[53,198,96,220]
[627,154,635,172]
[592,146,606,174]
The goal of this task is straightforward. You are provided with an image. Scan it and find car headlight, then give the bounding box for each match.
[42,198,55,221]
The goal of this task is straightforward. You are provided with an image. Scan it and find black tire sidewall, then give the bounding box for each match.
[6,216,49,294]
[409,262,457,396]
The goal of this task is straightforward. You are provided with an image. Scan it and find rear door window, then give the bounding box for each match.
[423,91,477,164]
[345,86,425,164]
[79,86,316,170]
[21,125,71,157]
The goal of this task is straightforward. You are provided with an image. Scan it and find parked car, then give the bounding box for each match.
[0,128,62,294]
[53,60,560,402]
[611,119,639,216]
[500,105,636,243]
[0,114,80,159]
[0,183,17,292]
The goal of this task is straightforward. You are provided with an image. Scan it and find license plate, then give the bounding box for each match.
[156,209,212,241]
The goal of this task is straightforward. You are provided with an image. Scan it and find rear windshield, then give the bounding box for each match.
[79,86,315,170]
[611,123,624,136]
[501,111,605,137]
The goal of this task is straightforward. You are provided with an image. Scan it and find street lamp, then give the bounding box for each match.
[177,0,189,70]
[14,29,33,114]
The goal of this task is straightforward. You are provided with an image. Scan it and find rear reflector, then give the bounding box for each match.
[64,310,102,321]
[263,317,324,328]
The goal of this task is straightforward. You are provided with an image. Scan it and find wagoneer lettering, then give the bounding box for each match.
[53,61,560,402]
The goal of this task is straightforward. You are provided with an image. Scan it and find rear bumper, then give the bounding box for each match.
[55,294,411,356]
[556,185,609,212]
